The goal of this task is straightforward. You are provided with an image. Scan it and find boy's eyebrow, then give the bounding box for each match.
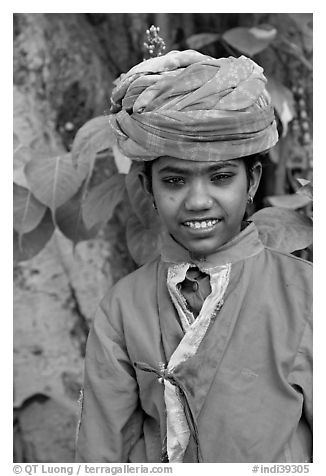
[157,161,239,175]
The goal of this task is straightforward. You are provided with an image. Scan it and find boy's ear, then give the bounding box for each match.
[249,162,262,198]
[139,171,152,197]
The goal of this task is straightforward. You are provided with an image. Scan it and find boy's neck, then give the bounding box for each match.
[160,221,263,268]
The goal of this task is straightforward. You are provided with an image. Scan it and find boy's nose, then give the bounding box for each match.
[184,181,213,211]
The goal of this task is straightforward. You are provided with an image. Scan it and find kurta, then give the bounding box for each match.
[75,223,312,463]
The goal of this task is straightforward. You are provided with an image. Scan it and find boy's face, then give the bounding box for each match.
[148,156,261,257]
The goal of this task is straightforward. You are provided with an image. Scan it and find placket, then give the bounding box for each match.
[155,260,232,462]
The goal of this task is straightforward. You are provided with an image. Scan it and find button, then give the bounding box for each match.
[192,281,199,292]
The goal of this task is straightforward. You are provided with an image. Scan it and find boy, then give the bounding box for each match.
[75,50,312,463]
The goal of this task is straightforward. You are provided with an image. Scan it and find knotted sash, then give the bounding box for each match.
[109,50,278,161]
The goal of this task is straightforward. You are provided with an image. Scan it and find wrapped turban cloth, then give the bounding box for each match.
[109,50,278,162]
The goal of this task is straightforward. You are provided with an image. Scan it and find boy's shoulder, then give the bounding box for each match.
[96,256,162,334]
[262,246,312,296]
[107,255,161,300]
[264,245,312,271]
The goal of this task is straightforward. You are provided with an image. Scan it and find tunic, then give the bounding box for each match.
[75,223,312,463]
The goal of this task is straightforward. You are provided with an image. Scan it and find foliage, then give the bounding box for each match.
[25,152,84,217]
[13,14,313,265]
[82,174,126,228]
[13,183,47,235]
[13,209,55,262]
[251,207,312,254]
[222,25,277,56]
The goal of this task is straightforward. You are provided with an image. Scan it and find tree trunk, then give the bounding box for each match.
[13,12,142,462]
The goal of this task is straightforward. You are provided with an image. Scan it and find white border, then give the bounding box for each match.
[4,6,324,475]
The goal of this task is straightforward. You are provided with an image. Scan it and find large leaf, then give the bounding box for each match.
[13,183,47,234]
[222,25,277,56]
[186,33,220,50]
[24,153,83,214]
[55,186,101,244]
[265,194,311,209]
[82,174,126,229]
[126,212,161,266]
[125,162,157,228]
[266,77,295,137]
[251,207,312,253]
[71,115,116,180]
[13,209,55,263]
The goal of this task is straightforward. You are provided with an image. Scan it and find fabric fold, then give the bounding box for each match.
[109,50,278,161]
[162,262,231,462]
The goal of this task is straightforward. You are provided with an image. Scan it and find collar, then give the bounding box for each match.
[160,221,264,270]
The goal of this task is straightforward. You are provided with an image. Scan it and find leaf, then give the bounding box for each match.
[13,209,55,263]
[82,174,126,229]
[112,144,132,174]
[266,77,295,136]
[265,194,311,209]
[126,212,161,266]
[185,33,220,50]
[296,178,310,187]
[71,115,116,180]
[222,25,276,56]
[13,138,33,188]
[55,186,101,244]
[13,183,47,234]
[24,153,83,214]
[249,25,277,41]
[125,162,158,228]
[296,179,313,201]
[251,207,312,253]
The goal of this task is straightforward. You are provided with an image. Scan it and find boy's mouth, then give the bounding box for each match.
[183,218,221,230]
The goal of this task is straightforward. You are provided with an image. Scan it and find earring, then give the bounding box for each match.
[152,201,157,210]
[247,194,253,205]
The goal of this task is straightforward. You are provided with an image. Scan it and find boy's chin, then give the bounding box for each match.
[184,237,224,258]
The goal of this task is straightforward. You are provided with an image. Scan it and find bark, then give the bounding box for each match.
[13,13,140,462]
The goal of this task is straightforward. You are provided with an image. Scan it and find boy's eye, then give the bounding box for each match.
[162,177,185,185]
[211,173,234,183]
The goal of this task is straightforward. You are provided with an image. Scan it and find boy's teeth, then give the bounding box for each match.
[185,219,218,229]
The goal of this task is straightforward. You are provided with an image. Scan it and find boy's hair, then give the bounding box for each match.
[243,153,265,190]
[143,153,266,194]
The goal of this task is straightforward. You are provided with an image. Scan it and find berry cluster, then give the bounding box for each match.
[143,25,166,59]
[291,84,312,150]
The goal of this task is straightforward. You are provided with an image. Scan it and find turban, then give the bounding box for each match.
[109,50,278,162]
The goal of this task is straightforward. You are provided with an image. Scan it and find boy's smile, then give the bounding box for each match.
[149,156,261,257]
